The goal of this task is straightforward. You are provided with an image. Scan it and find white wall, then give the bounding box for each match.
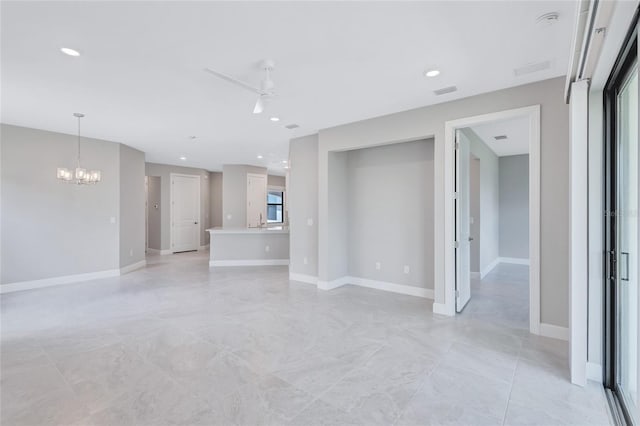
[145,163,211,249]
[288,135,319,278]
[462,128,500,275]
[499,154,529,259]
[346,139,434,289]
[0,124,144,284]
[119,144,146,267]
[221,164,267,229]
[307,76,569,327]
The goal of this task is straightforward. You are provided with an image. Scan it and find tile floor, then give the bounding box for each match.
[1,252,611,425]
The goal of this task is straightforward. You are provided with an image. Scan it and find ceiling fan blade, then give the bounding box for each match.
[203,68,262,94]
[253,96,265,114]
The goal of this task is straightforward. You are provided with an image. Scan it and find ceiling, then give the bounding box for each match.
[1,1,576,173]
[469,116,531,157]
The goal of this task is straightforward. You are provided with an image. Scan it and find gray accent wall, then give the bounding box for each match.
[304,76,569,327]
[221,165,267,229]
[268,175,286,187]
[499,154,529,259]
[347,139,434,289]
[1,124,122,283]
[209,171,223,228]
[147,176,162,250]
[327,151,349,281]
[119,144,146,267]
[145,163,211,250]
[288,135,319,278]
[463,128,500,275]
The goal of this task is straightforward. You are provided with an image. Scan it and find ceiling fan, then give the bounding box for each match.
[204,59,276,114]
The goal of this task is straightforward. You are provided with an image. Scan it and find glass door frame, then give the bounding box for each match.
[604,7,638,425]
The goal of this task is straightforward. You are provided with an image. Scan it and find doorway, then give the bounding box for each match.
[604,12,638,424]
[445,105,540,334]
[170,173,201,253]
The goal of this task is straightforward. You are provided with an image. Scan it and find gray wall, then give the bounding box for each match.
[288,135,319,277]
[463,128,500,275]
[147,176,162,250]
[1,124,120,283]
[221,164,267,229]
[470,156,481,273]
[210,232,289,261]
[268,175,286,188]
[119,144,146,267]
[309,76,569,327]
[499,154,529,259]
[145,163,211,250]
[347,139,434,289]
[209,171,223,228]
[327,151,349,281]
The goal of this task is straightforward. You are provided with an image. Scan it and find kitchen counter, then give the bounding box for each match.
[207,227,289,267]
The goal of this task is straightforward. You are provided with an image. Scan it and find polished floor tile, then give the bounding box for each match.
[0,253,610,425]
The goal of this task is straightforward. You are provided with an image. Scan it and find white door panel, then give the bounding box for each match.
[171,174,200,253]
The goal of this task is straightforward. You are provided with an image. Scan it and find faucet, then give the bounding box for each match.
[258,213,264,228]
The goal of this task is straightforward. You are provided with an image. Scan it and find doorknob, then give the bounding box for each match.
[468,237,474,241]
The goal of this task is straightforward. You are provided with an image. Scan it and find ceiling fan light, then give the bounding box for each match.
[253,97,265,114]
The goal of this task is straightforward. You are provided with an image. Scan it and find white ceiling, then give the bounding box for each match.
[1,1,576,173]
[468,116,531,157]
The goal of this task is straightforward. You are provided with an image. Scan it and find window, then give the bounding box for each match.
[267,190,284,223]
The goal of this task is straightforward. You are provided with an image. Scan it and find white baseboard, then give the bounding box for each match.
[317,276,350,290]
[198,244,210,251]
[539,323,569,341]
[120,260,147,275]
[1,269,120,294]
[499,257,530,265]
[147,248,172,255]
[432,302,453,316]
[209,259,289,267]
[587,362,603,383]
[481,258,500,279]
[348,276,434,299]
[289,273,318,285]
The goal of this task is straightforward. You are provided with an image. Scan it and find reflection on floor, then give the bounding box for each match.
[1,251,610,425]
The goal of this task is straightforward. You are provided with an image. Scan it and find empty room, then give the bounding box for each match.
[1,1,638,425]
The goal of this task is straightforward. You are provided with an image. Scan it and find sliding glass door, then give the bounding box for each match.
[605,11,638,425]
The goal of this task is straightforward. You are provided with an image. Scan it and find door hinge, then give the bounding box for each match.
[455,290,460,298]
[453,191,458,199]
[454,142,460,150]
[454,241,459,249]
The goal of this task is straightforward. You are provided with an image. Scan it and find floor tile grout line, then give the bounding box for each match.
[500,339,523,426]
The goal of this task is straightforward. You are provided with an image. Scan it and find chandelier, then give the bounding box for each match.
[57,113,101,185]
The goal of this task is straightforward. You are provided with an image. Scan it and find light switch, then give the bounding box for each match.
[265,245,270,252]
[110,217,116,224]
[307,218,313,226]
[226,214,232,220]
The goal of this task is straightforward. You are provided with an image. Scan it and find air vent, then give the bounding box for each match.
[494,135,508,140]
[285,124,299,129]
[433,86,457,96]
[514,60,551,77]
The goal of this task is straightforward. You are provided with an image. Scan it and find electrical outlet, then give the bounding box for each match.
[404,265,410,274]
[226,214,232,220]
[265,245,270,252]
[129,249,133,257]
[375,262,381,270]
[110,217,116,224]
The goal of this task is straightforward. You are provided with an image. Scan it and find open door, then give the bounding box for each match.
[455,129,471,312]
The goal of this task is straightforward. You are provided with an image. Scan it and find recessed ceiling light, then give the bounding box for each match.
[257,155,263,159]
[60,47,80,57]
[179,156,187,161]
[425,69,440,77]
[270,117,280,122]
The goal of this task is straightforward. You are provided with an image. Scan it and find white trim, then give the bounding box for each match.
[317,276,350,290]
[432,302,449,316]
[120,260,146,275]
[587,362,603,383]
[289,272,318,285]
[481,258,500,278]
[348,277,434,299]
[198,244,210,251]
[1,269,120,294]
[443,105,541,337]
[539,323,569,341]
[498,257,530,265]
[170,173,201,253]
[146,248,172,255]
[209,259,289,267]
